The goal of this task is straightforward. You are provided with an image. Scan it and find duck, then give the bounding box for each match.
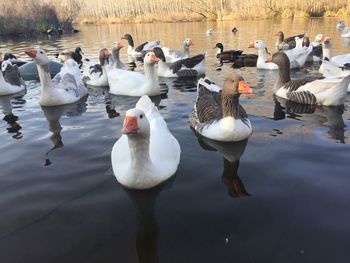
[153,47,205,78]
[25,48,88,106]
[82,48,110,87]
[161,38,193,63]
[106,50,160,96]
[271,51,350,106]
[1,52,27,67]
[322,37,350,69]
[232,27,238,33]
[56,47,84,65]
[111,95,180,189]
[121,33,160,58]
[248,40,278,69]
[275,31,305,50]
[337,20,345,29]
[189,74,253,142]
[0,61,26,96]
[214,43,243,63]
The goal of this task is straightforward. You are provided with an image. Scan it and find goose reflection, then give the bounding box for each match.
[273,95,346,142]
[41,97,87,166]
[0,91,25,139]
[123,177,174,263]
[194,131,250,198]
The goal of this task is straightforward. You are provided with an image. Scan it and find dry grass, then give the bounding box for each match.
[0,0,350,33]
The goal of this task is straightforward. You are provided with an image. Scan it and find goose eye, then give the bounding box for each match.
[139,114,143,119]
[40,51,43,54]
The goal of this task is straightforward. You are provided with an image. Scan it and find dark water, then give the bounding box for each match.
[0,18,350,263]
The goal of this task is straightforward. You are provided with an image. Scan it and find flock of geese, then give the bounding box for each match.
[0,23,350,189]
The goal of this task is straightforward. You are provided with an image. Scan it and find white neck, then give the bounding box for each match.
[183,45,190,57]
[0,71,5,84]
[257,47,268,62]
[127,133,151,170]
[158,60,170,72]
[144,63,159,94]
[127,45,135,55]
[323,45,332,60]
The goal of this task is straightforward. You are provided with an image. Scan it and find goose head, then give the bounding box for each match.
[275,31,284,42]
[222,73,253,97]
[1,60,13,72]
[99,48,110,66]
[122,108,149,136]
[271,51,289,69]
[25,48,49,66]
[248,40,266,51]
[152,47,166,62]
[215,43,224,53]
[57,51,72,62]
[121,33,134,47]
[313,34,324,44]
[184,38,193,48]
[143,51,159,65]
[302,36,310,47]
[113,41,124,50]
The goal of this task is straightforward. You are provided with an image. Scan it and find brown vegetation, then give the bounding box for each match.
[0,0,350,33]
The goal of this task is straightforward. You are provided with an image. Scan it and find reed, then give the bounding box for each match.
[0,0,349,32]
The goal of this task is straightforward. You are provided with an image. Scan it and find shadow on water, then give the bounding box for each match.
[41,96,88,166]
[273,95,346,143]
[193,129,250,198]
[123,176,175,263]
[0,90,26,139]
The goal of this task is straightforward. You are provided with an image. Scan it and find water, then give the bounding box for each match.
[0,18,350,263]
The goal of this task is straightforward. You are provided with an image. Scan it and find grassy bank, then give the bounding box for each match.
[0,0,75,36]
[0,0,350,34]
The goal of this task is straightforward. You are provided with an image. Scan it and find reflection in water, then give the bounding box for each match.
[273,95,346,143]
[123,178,174,263]
[41,96,88,166]
[160,77,198,93]
[194,131,250,198]
[0,91,26,139]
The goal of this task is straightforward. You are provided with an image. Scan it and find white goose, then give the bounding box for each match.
[162,38,193,63]
[272,52,350,106]
[248,40,278,70]
[25,48,88,106]
[321,60,350,92]
[153,47,205,78]
[0,61,26,95]
[82,48,110,87]
[106,51,160,97]
[320,37,350,70]
[190,74,253,142]
[111,95,180,189]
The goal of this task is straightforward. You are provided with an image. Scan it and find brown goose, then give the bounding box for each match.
[272,52,350,106]
[275,31,305,50]
[189,74,253,142]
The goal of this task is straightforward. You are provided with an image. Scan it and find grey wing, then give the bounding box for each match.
[3,65,23,86]
[283,76,324,92]
[58,74,81,97]
[195,85,222,124]
[287,91,317,105]
[237,104,250,126]
[135,42,148,52]
[170,54,205,74]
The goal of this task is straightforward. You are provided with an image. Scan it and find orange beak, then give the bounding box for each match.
[150,54,159,62]
[265,57,273,63]
[25,49,37,58]
[247,42,254,48]
[121,116,138,134]
[238,81,253,94]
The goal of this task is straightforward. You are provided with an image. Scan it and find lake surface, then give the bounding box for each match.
[0,18,350,263]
